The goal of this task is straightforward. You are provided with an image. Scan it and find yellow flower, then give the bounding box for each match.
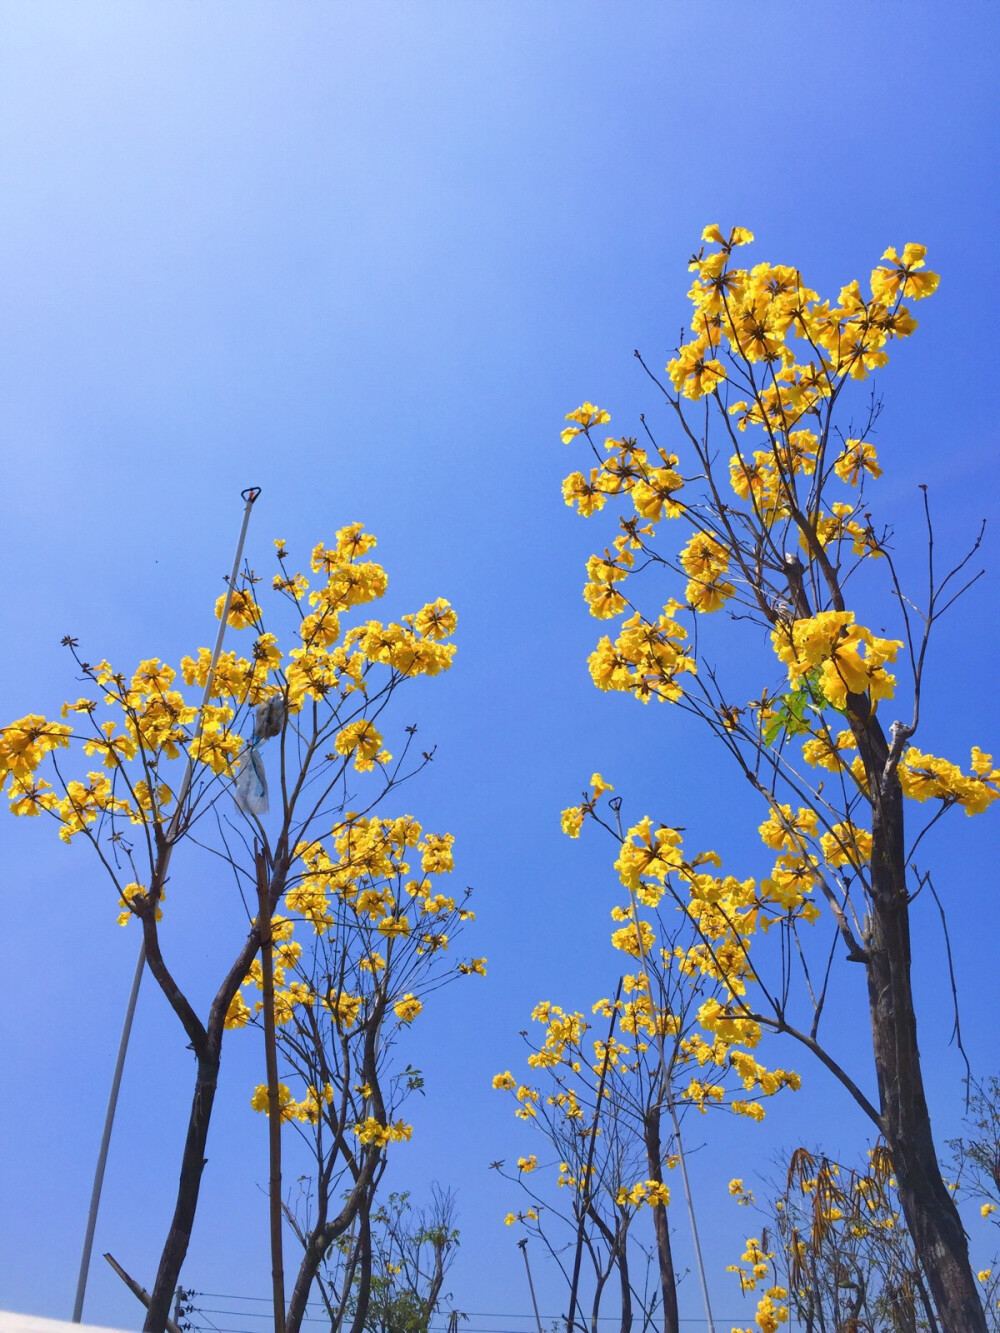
[645,1180,670,1208]
[354,1116,412,1147]
[414,598,457,641]
[517,1155,538,1173]
[393,993,422,1024]
[334,719,383,773]
[457,957,487,975]
[420,831,455,874]
[377,915,411,939]
[611,920,655,958]
[224,993,252,1029]
[667,339,727,400]
[116,881,164,927]
[870,243,939,302]
[700,224,754,250]
[215,587,261,629]
[561,402,611,444]
[771,611,901,709]
[334,522,378,561]
[250,1082,295,1121]
[8,777,61,818]
[561,805,584,838]
[834,439,881,485]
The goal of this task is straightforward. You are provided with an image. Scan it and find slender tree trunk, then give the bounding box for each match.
[422,1241,446,1327]
[286,996,387,1333]
[140,856,283,1333]
[643,1107,679,1333]
[616,1222,633,1333]
[285,1160,380,1333]
[349,1208,373,1333]
[143,1051,220,1331]
[856,708,987,1333]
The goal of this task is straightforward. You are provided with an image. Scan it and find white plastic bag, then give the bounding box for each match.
[235,698,286,816]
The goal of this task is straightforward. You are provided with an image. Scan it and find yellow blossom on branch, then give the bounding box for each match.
[561,402,611,444]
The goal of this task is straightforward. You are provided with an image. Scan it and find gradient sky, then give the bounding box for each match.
[1,4,998,1330]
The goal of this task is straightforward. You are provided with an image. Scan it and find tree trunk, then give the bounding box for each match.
[143,1052,220,1331]
[616,1219,633,1333]
[643,1106,679,1333]
[285,1159,381,1333]
[348,1208,373,1333]
[139,857,280,1333]
[857,708,987,1333]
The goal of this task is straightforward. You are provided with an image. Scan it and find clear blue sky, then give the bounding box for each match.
[1,3,998,1329]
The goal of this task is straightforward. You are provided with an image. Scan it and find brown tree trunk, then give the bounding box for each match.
[856,707,986,1333]
[616,1219,633,1333]
[285,1166,379,1333]
[140,853,287,1332]
[348,1208,373,1333]
[143,1051,220,1331]
[643,1106,679,1333]
[285,996,387,1333]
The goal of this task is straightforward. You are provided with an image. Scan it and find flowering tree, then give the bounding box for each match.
[559,227,998,1330]
[284,1186,460,1333]
[727,1151,938,1332]
[235,809,480,1332]
[0,521,472,1332]
[495,818,802,1333]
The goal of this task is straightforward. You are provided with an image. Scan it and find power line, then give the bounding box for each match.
[194,1296,750,1318]
[188,1306,753,1326]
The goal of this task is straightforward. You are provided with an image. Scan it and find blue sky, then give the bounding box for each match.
[1,3,998,1329]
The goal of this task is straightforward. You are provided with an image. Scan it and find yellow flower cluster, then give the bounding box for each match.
[557,231,949,779]
[353,1116,413,1147]
[589,606,696,704]
[610,918,655,958]
[898,746,999,816]
[393,993,422,1024]
[674,228,935,411]
[3,527,461,888]
[334,718,388,773]
[771,612,901,711]
[215,588,262,630]
[250,1080,335,1124]
[563,433,685,523]
[615,1178,671,1209]
[727,1235,777,1296]
[180,641,279,707]
[614,816,685,897]
[560,402,611,444]
[679,533,735,614]
[560,772,614,839]
[274,526,457,709]
[286,814,448,935]
[583,538,635,620]
[116,881,164,927]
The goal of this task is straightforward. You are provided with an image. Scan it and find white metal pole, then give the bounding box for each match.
[669,1099,716,1333]
[72,486,261,1322]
